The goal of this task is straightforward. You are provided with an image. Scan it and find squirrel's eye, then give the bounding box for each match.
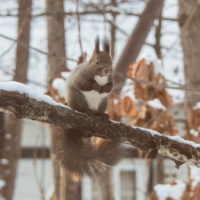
[96,60,99,65]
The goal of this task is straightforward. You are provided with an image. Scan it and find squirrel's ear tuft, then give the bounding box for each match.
[95,37,100,54]
[103,39,110,54]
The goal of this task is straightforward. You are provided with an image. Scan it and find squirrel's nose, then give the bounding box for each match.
[102,68,111,75]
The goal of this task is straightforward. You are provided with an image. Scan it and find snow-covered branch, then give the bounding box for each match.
[0,81,200,168]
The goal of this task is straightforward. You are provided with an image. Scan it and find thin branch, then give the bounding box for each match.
[128,76,200,94]
[0,11,178,22]
[0,33,77,62]
[154,7,163,59]
[76,0,83,55]
[0,82,200,168]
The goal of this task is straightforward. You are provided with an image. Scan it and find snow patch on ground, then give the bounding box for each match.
[154,181,186,200]
[190,166,200,189]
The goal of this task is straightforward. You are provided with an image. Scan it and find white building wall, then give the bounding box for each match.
[82,159,150,200]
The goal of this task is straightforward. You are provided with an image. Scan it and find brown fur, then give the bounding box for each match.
[53,39,128,176]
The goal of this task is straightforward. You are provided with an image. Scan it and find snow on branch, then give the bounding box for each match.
[0,81,200,168]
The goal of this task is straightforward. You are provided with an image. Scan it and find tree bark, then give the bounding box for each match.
[0,0,32,199]
[46,0,81,199]
[46,0,67,85]
[94,1,117,199]
[179,0,200,107]
[0,87,200,169]
[14,0,32,83]
[110,0,117,58]
[97,168,115,200]
[0,113,5,159]
[46,0,65,198]
[111,0,164,96]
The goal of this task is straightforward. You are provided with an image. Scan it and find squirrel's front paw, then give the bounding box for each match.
[100,82,113,93]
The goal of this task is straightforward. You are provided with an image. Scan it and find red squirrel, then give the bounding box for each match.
[54,38,127,176]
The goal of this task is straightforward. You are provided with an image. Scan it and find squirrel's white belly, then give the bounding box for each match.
[82,90,108,110]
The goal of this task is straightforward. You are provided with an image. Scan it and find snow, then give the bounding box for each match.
[121,79,137,103]
[154,59,163,75]
[52,78,66,98]
[147,99,166,110]
[51,72,71,99]
[171,135,200,148]
[61,71,71,79]
[190,166,200,189]
[154,181,186,200]
[0,179,6,189]
[0,81,68,108]
[5,133,12,140]
[190,129,199,137]
[133,126,200,149]
[0,159,9,165]
[194,102,200,109]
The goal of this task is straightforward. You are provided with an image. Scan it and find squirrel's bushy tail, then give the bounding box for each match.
[52,128,128,176]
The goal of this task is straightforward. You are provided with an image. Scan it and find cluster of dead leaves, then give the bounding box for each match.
[183,107,200,143]
[127,58,173,107]
[181,180,200,200]
[150,182,180,200]
[108,96,177,135]
[47,84,66,104]
[109,58,177,135]
[188,108,200,131]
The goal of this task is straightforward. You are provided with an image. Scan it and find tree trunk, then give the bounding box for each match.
[46,0,67,85]
[0,0,32,199]
[95,1,117,198]
[179,0,200,107]
[0,113,5,159]
[111,0,164,96]
[179,2,200,195]
[110,0,117,58]
[97,168,115,200]
[46,0,81,199]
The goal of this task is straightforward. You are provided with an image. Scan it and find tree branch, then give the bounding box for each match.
[0,82,200,168]
[112,0,164,96]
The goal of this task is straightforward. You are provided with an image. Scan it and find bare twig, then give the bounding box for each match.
[154,7,163,59]
[0,33,77,62]
[128,76,200,94]
[76,0,83,55]
[0,11,178,22]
